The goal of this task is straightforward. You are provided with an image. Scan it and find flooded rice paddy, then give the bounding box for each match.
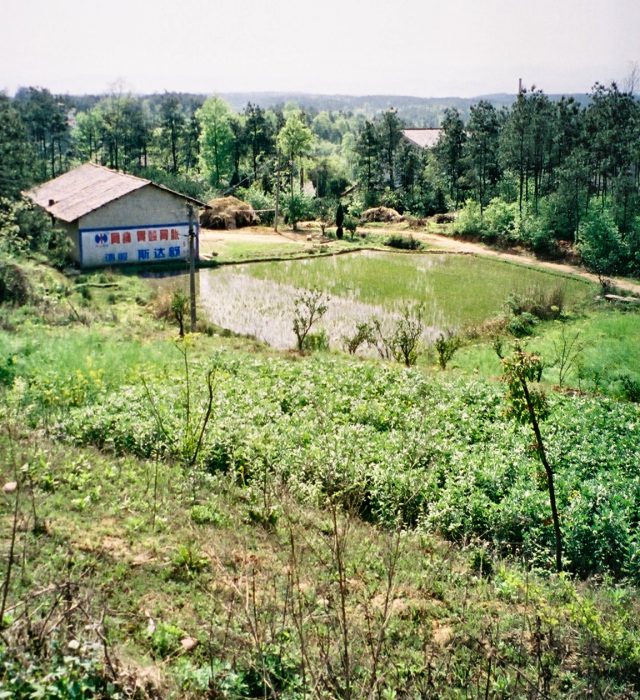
[198,266,444,351]
[157,251,593,352]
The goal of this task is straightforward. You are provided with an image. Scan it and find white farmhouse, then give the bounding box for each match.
[26,163,204,268]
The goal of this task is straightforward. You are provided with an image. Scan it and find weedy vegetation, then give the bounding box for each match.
[1,257,639,697]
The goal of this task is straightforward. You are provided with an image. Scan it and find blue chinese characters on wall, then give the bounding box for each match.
[81,224,190,267]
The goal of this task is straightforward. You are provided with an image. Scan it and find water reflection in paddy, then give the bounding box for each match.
[152,249,589,353]
[198,265,444,351]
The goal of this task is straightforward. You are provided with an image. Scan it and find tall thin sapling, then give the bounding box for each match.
[502,349,562,572]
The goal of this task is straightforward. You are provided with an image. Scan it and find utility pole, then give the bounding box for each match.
[274,153,280,233]
[187,204,197,332]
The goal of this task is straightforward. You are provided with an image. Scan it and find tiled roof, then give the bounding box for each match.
[26,163,149,222]
[402,128,443,149]
[26,163,204,222]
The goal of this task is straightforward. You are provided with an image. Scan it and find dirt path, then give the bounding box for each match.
[413,231,640,296]
[200,227,296,245]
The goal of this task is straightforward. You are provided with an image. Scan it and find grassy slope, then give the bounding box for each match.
[4,434,640,698]
[455,308,640,394]
[1,261,640,697]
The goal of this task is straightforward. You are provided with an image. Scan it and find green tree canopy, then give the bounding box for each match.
[434,107,467,207]
[159,94,186,173]
[466,100,501,211]
[277,112,314,195]
[197,96,235,188]
[14,86,69,181]
[0,94,33,198]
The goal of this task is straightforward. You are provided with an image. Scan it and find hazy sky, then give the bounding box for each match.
[1,0,638,97]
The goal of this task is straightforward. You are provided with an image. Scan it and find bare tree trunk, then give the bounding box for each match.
[520,379,562,572]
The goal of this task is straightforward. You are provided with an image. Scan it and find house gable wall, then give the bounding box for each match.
[75,185,196,268]
[79,184,190,230]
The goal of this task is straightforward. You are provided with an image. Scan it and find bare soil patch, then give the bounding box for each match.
[200,227,299,246]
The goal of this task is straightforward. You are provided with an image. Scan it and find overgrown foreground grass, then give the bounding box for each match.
[1,305,640,696]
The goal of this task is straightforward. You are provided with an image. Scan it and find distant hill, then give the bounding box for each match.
[61,90,591,127]
[217,91,590,126]
[218,91,518,111]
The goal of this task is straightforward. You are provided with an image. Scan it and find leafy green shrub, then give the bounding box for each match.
[378,187,404,213]
[384,234,423,250]
[453,199,483,236]
[0,198,72,266]
[468,545,494,577]
[482,197,520,245]
[453,198,521,246]
[344,215,358,237]
[292,289,328,351]
[176,659,250,696]
[342,321,374,355]
[148,621,186,659]
[507,312,538,337]
[389,304,424,366]
[302,328,329,352]
[618,373,640,403]
[0,261,31,306]
[563,477,637,578]
[578,207,628,277]
[43,227,74,269]
[0,354,16,385]
[237,185,274,226]
[283,193,314,231]
[522,221,559,257]
[168,544,209,581]
[434,330,462,369]
[247,505,280,530]
[628,218,640,275]
[190,503,222,525]
[506,285,565,321]
[204,440,234,474]
[0,642,119,698]
[170,288,189,337]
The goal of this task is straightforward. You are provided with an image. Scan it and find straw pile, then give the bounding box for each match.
[200,196,260,230]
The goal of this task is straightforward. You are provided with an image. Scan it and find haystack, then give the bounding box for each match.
[200,196,260,230]
[360,206,404,224]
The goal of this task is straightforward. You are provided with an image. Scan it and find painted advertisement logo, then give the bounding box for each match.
[80,223,193,267]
